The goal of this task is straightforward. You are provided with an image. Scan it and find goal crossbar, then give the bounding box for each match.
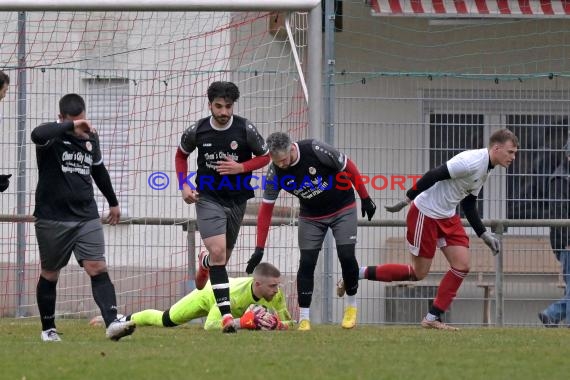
[0,0,320,11]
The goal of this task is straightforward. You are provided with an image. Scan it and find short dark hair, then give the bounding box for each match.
[0,70,9,88]
[207,81,240,103]
[266,132,292,156]
[59,93,86,117]
[253,262,281,278]
[489,128,519,148]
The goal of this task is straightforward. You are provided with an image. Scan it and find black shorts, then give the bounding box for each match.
[195,196,247,250]
[298,206,357,250]
[35,218,105,271]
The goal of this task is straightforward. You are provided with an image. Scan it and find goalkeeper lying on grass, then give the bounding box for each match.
[92,261,293,331]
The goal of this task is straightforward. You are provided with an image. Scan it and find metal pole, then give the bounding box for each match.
[494,222,505,327]
[16,11,27,318]
[321,0,336,324]
[307,4,322,140]
[186,220,197,293]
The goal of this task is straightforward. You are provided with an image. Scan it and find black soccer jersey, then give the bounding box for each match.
[32,121,103,221]
[179,115,268,206]
[263,139,356,218]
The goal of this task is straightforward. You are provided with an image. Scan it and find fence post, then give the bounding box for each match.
[185,220,197,292]
[493,222,505,327]
[16,11,27,318]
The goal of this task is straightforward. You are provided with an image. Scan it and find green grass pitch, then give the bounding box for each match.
[0,319,567,380]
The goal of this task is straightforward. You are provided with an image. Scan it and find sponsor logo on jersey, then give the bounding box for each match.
[309,166,316,175]
[203,143,212,147]
[230,141,238,150]
[85,141,92,151]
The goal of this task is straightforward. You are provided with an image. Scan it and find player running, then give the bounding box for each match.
[338,128,518,330]
[175,81,270,333]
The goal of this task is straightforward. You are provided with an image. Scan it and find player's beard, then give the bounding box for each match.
[213,114,230,126]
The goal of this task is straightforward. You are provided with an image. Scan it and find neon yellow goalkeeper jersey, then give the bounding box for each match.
[195,277,292,330]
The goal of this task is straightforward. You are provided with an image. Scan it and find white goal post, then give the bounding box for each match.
[0,0,321,12]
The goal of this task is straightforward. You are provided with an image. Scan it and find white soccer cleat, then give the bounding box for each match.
[41,328,62,342]
[106,320,136,341]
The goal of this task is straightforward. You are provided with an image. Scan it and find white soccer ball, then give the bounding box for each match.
[88,314,124,327]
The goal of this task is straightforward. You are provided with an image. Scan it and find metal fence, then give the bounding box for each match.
[1,3,570,327]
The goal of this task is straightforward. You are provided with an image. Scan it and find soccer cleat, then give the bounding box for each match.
[195,250,210,290]
[336,279,346,298]
[106,320,136,341]
[341,306,357,329]
[421,317,459,331]
[222,314,237,334]
[298,319,311,331]
[538,312,558,328]
[41,328,62,342]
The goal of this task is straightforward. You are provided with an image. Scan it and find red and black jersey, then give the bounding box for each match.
[264,139,355,218]
[32,121,103,221]
[179,115,268,206]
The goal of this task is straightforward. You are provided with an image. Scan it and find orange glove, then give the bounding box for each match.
[239,310,258,330]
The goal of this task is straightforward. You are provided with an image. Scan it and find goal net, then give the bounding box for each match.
[0,4,316,320]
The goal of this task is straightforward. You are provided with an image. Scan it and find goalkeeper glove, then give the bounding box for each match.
[275,315,288,330]
[256,312,278,330]
[361,197,377,221]
[480,231,500,256]
[246,247,264,274]
[238,310,258,330]
[384,198,410,213]
[0,174,11,192]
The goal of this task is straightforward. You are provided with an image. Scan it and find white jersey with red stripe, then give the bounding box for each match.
[414,148,493,219]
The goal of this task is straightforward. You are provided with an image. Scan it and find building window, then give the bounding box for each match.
[86,78,130,217]
[506,115,568,219]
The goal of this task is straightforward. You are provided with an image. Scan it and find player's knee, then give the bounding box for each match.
[162,309,179,327]
[454,264,471,273]
[412,267,429,280]
[336,244,356,260]
[336,244,357,267]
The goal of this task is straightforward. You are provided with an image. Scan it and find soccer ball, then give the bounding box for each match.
[88,313,124,327]
[246,304,268,314]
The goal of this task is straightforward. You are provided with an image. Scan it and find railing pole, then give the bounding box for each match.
[16,11,27,318]
[494,222,505,327]
[185,220,197,293]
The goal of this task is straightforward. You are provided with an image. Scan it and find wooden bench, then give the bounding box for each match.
[382,235,563,325]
